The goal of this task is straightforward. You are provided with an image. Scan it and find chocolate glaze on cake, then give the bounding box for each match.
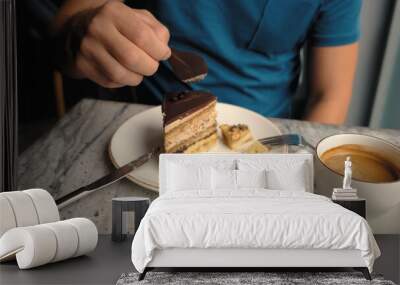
[168,49,208,83]
[162,91,216,126]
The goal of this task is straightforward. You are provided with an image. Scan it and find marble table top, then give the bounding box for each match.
[18,99,400,234]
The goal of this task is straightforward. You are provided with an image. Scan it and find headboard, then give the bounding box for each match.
[159,153,314,195]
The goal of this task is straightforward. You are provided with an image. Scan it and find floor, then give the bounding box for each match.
[0,236,133,285]
[1,235,399,285]
[375,235,400,283]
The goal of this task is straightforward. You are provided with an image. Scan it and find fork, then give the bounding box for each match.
[258,134,314,150]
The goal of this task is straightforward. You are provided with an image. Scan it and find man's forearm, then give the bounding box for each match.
[304,92,351,125]
[306,44,358,125]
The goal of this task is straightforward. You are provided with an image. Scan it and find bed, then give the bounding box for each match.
[131,154,380,280]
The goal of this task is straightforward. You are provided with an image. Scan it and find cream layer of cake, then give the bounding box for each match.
[164,104,217,152]
[162,91,217,153]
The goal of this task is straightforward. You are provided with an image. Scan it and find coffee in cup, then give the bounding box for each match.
[320,144,400,183]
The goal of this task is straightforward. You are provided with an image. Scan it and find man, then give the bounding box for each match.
[52,0,361,124]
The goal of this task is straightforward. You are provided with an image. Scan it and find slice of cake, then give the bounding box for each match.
[220,123,269,153]
[243,140,269,154]
[220,124,253,150]
[162,91,217,153]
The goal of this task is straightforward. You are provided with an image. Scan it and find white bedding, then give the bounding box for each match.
[131,190,380,273]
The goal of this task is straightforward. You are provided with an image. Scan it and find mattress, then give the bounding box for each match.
[131,190,380,273]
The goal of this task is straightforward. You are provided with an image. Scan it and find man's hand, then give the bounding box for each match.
[53,1,171,88]
[305,43,358,125]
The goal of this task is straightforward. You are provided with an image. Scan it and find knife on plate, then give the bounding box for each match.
[56,49,208,209]
[56,146,161,210]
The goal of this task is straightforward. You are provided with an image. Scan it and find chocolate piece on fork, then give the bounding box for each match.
[168,48,208,83]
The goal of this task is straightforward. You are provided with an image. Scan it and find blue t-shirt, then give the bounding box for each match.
[131,0,361,118]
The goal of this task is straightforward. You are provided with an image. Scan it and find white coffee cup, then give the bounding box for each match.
[314,133,400,234]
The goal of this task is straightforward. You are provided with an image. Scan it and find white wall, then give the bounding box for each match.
[346,0,395,126]
[370,0,400,129]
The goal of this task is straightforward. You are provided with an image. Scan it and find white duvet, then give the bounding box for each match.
[131,190,380,273]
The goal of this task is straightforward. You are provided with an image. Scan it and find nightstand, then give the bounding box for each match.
[332,198,366,218]
[112,197,150,242]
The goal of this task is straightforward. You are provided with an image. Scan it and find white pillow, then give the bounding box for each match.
[236,169,268,189]
[211,160,237,170]
[167,163,212,191]
[237,159,310,191]
[266,163,307,191]
[212,168,237,190]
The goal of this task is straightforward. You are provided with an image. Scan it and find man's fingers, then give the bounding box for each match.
[71,2,170,87]
[135,9,170,43]
[115,9,171,61]
[75,53,123,88]
[80,37,144,86]
[97,25,160,76]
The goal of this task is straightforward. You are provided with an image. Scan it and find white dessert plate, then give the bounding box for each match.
[109,103,287,192]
